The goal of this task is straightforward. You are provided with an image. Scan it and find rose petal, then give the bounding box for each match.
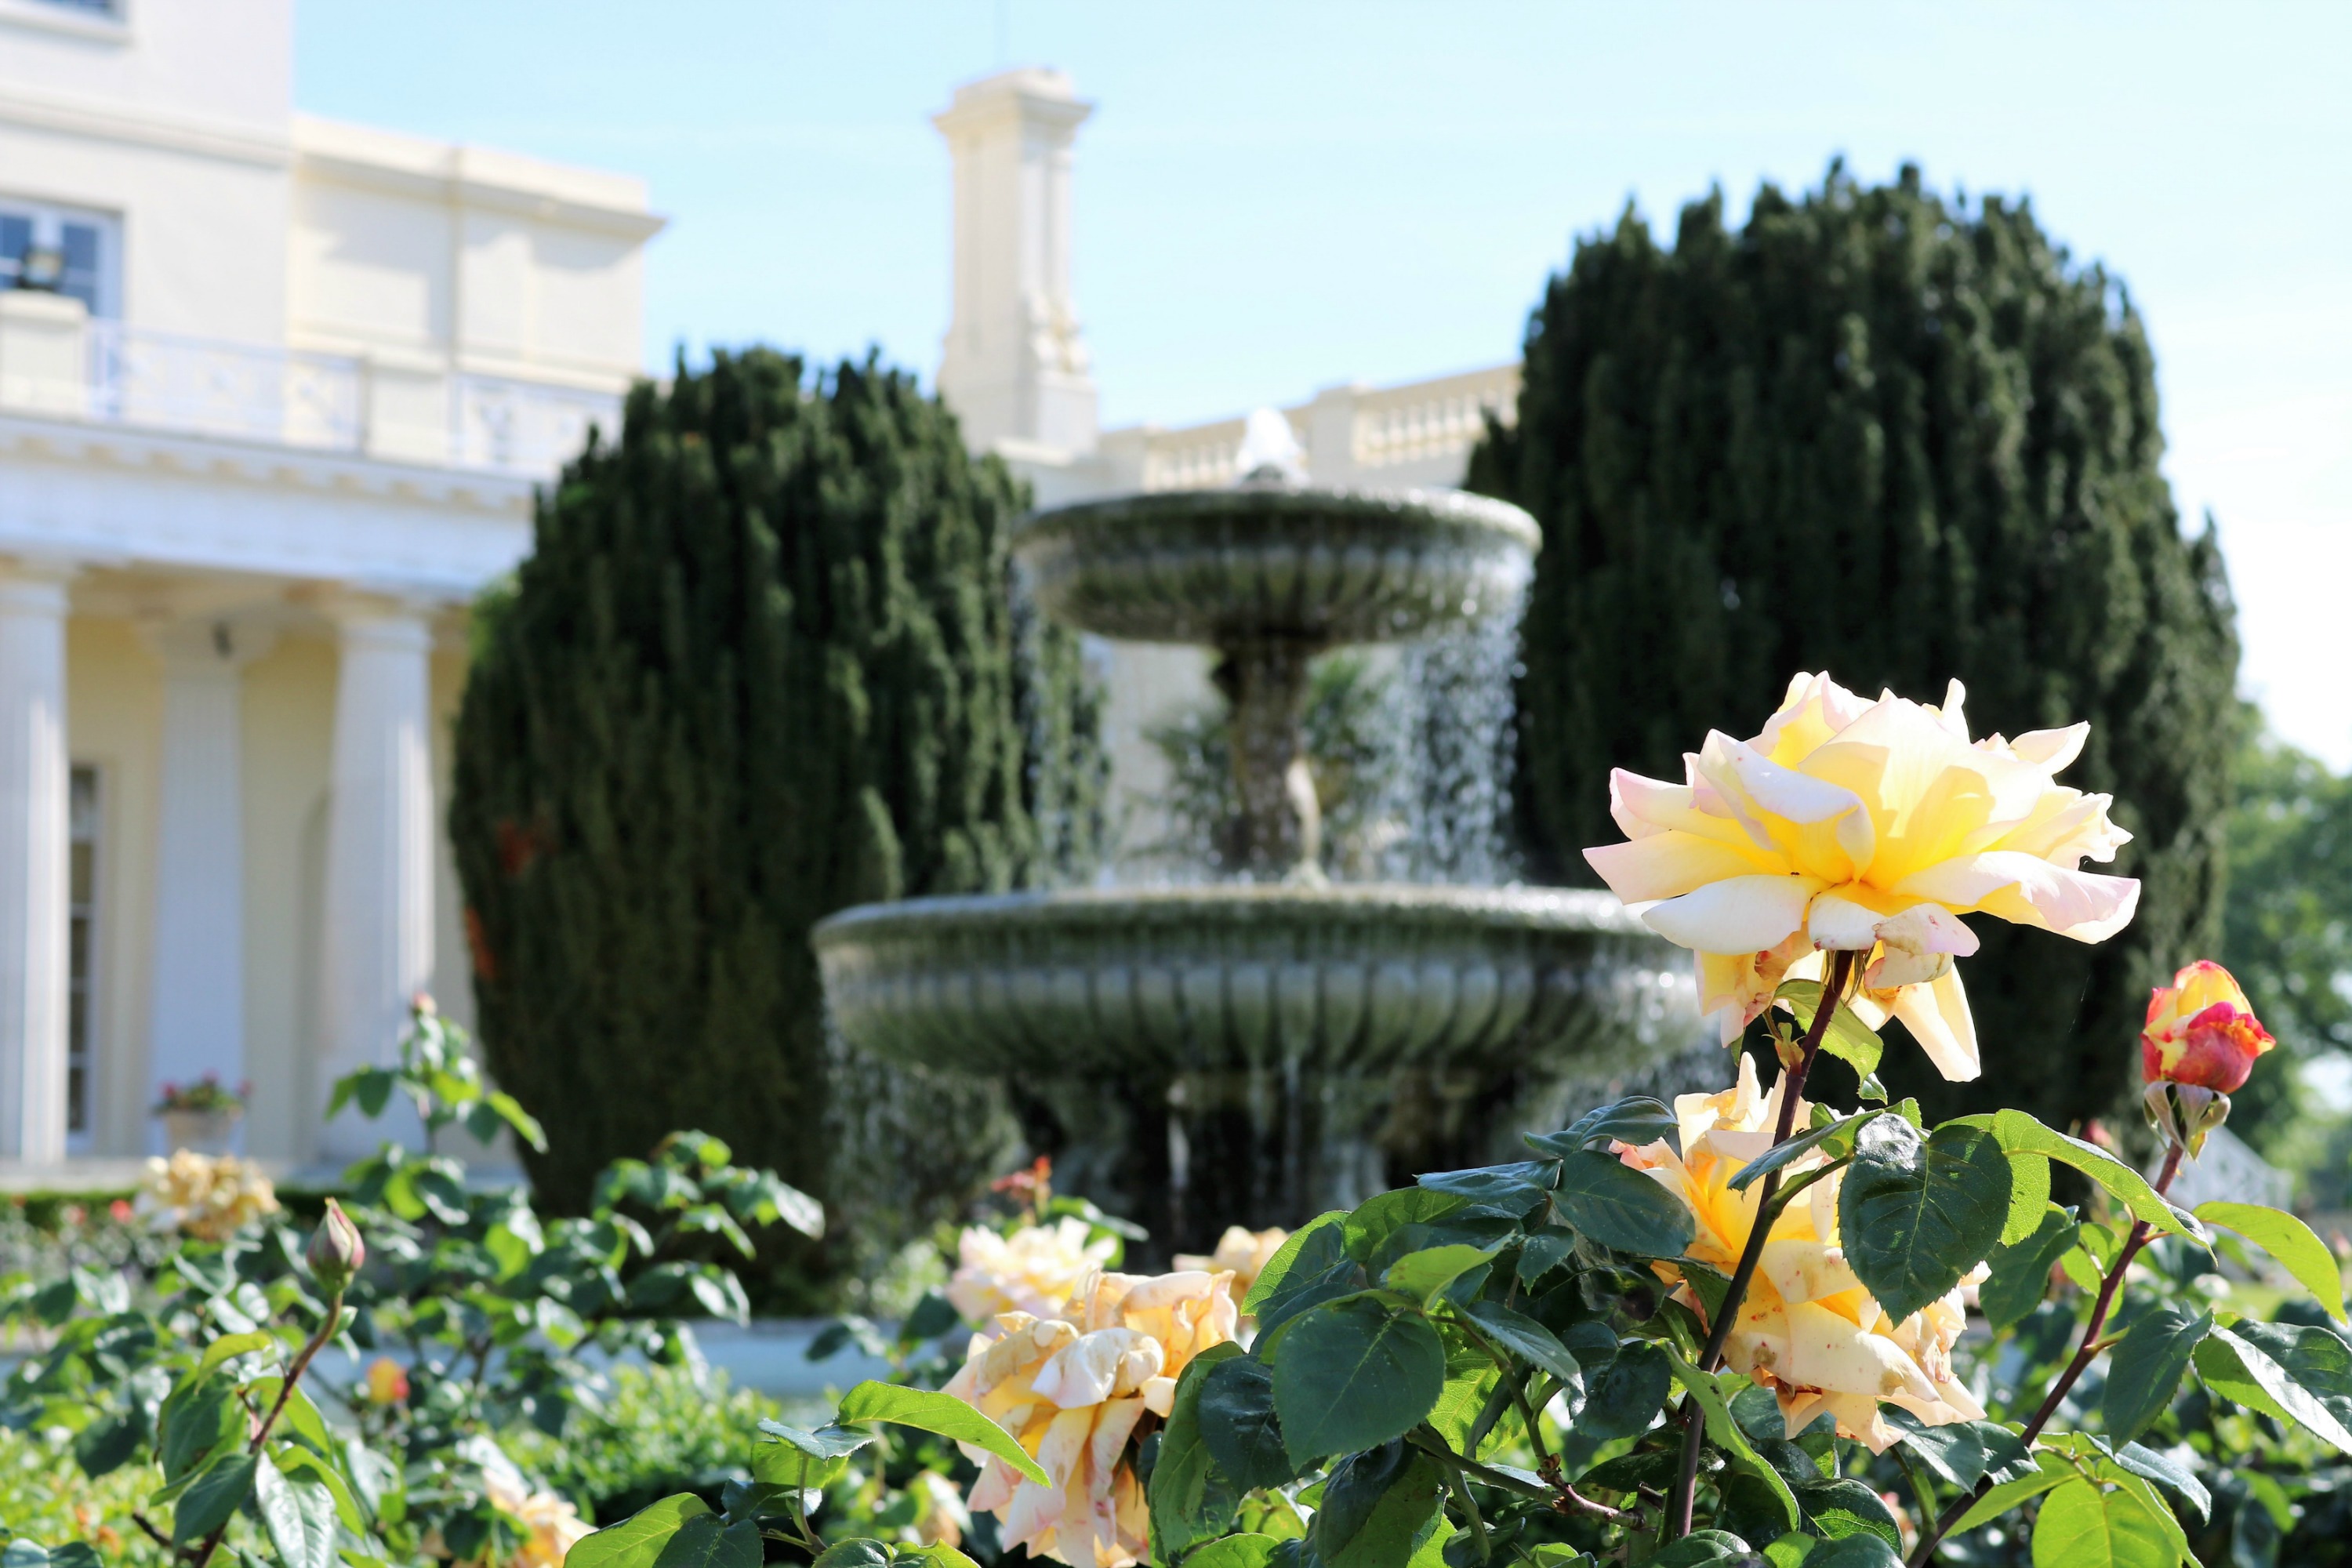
[1585,831,1777,904]
[1890,967,1980,1081]
[1893,852,2140,942]
[1642,874,1825,953]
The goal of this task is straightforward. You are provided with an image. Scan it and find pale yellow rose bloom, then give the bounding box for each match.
[947,1218,1118,1323]
[945,1269,1239,1568]
[1584,670,2139,1078]
[1175,1225,1289,1308]
[140,1151,281,1243]
[1616,1055,1986,1452]
[478,1468,592,1568]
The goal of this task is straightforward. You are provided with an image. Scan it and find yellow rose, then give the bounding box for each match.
[945,1268,1239,1568]
[948,1218,1119,1323]
[140,1151,281,1243]
[1584,671,2138,1079]
[1174,1225,1289,1307]
[1617,1055,1985,1451]
[478,1467,592,1568]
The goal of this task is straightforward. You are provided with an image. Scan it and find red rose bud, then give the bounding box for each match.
[307,1197,365,1291]
[2140,960,2274,1092]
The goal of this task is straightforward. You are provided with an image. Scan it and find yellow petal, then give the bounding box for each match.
[1890,967,1980,1081]
[1893,852,2139,942]
[1585,831,1777,904]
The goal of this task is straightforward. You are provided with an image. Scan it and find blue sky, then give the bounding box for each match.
[296,2,2352,764]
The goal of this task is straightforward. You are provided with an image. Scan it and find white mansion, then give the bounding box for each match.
[0,8,1511,1174]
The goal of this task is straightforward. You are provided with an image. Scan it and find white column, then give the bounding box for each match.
[933,67,1098,456]
[319,599,437,1160]
[0,564,71,1163]
[143,619,273,1151]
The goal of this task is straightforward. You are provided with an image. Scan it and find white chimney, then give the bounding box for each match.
[933,68,1098,458]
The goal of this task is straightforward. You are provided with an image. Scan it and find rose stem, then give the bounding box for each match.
[1904,1143,2187,1566]
[1666,949,1858,1540]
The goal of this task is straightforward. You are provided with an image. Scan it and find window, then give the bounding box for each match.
[0,200,116,318]
[67,765,98,1141]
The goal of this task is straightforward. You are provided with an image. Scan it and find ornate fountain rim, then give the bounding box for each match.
[811,882,1648,947]
[1009,482,1541,557]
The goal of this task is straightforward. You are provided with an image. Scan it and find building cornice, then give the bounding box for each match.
[0,415,530,512]
[0,412,536,601]
[292,115,666,242]
[0,78,289,169]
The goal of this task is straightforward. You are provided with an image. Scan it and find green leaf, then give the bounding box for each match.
[2111,1441,2209,1523]
[1574,1340,1670,1440]
[836,1381,1050,1484]
[1959,1110,2201,1240]
[1649,1531,1755,1566]
[1526,1096,1679,1157]
[1878,1407,2026,1493]
[1773,979,1885,1078]
[1150,1342,1244,1560]
[1313,1443,1443,1568]
[1244,1212,1348,1312]
[1272,1297,1447,1466]
[256,1451,340,1568]
[1980,1206,2081,1332]
[1550,1149,1694,1256]
[757,1417,876,1460]
[485,1089,549,1151]
[1838,1118,2010,1321]
[2194,1321,2352,1454]
[1952,1452,2073,1534]
[158,1380,241,1486]
[1804,1539,1902,1568]
[1383,1244,1499,1304]
[73,1411,141,1479]
[2001,1149,2053,1245]
[2196,1202,2347,1321]
[194,1329,277,1382]
[2103,1304,2212,1441]
[1725,1111,1876,1192]
[651,1515,762,1568]
[249,1377,336,1457]
[172,1450,260,1545]
[808,1539,891,1568]
[1417,1162,1554,1209]
[1796,1478,1900,1552]
[1182,1537,1283,1568]
[1664,1351,1798,1531]
[1456,1300,1584,1393]
[272,1445,368,1534]
[1345,1191,1468,1261]
[567,1495,717,1568]
[1200,1355,1294,1491]
[2027,1476,2178,1568]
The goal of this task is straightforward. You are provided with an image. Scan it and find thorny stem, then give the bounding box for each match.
[1904,1145,2187,1566]
[188,1288,344,1567]
[1668,950,1859,1541]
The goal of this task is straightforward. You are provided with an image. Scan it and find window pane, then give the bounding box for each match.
[70,841,93,905]
[59,222,102,314]
[0,215,27,289]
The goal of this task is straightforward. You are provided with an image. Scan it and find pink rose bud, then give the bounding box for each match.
[2141,960,2274,1093]
[307,1197,365,1291]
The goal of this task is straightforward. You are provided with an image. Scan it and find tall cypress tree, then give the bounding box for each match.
[449,349,1104,1214]
[1470,164,2240,1130]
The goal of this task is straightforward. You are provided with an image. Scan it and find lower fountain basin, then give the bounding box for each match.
[813,883,1697,1080]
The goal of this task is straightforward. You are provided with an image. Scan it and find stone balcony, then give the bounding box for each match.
[0,289,621,479]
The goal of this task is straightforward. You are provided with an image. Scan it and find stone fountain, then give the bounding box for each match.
[815,424,1697,1254]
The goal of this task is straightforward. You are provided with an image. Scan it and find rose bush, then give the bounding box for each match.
[568,673,2352,1568]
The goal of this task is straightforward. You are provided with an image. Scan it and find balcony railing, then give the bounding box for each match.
[0,296,620,478]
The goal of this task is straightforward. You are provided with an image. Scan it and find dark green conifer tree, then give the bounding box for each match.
[1469,164,2240,1129]
[449,349,1104,1214]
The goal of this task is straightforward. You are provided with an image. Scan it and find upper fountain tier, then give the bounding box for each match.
[1011,481,1541,651]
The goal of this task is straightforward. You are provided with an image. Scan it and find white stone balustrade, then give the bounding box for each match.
[1099,365,1522,496]
[0,299,618,480]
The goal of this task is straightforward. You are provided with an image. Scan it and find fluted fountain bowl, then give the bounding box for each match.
[1011,485,1541,648]
[813,884,1696,1081]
